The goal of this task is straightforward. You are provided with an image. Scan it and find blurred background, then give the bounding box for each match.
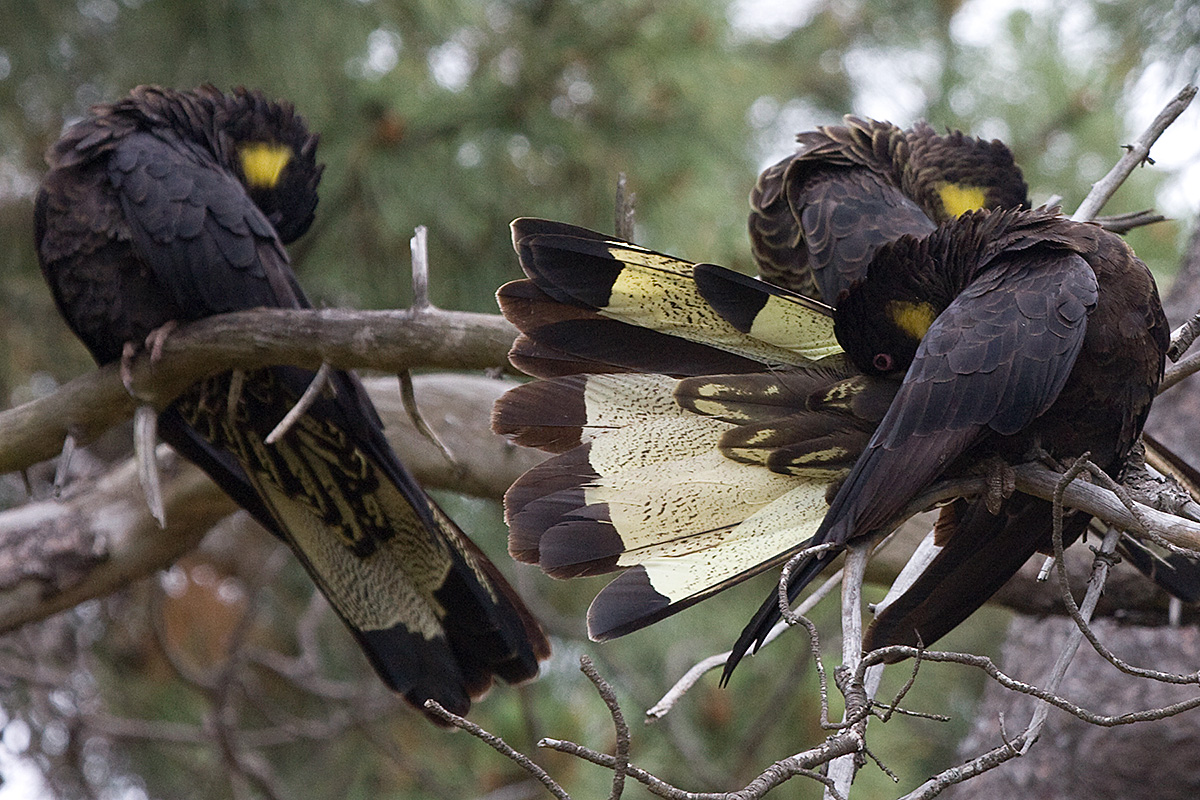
[1,1,1199,798]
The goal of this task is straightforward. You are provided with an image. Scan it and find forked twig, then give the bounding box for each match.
[424,700,572,800]
[397,225,458,462]
[580,656,631,800]
[1071,84,1195,223]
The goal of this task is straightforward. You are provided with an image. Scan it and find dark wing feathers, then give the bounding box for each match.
[109,131,298,314]
[751,159,936,302]
[724,217,1115,675]
[864,498,1090,652]
[37,87,548,723]
[794,169,936,302]
[888,252,1096,443]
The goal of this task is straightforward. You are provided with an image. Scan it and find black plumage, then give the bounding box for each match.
[491,119,1170,679]
[35,85,548,722]
[726,207,1167,671]
[749,116,1028,302]
[728,118,1177,673]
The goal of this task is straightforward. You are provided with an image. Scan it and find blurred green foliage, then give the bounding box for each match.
[0,1,1197,798]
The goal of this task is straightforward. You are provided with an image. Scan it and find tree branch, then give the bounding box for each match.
[0,374,543,635]
[0,306,518,475]
[1071,84,1196,222]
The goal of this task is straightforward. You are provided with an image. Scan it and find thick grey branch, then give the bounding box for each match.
[0,375,542,635]
[0,306,518,475]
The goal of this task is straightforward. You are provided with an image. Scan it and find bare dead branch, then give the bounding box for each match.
[264,362,333,444]
[579,656,630,800]
[425,701,573,800]
[1072,84,1196,222]
[826,543,871,797]
[0,305,518,475]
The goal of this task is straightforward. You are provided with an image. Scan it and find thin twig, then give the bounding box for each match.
[647,531,898,723]
[615,173,636,240]
[397,372,456,464]
[647,563,843,722]
[1049,460,1200,685]
[861,642,1200,726]
[1092,209,1167,234]
[579,656,630,800]
[1072,84,1196,222]
[1020,457,1122,752]
[51,433,75,498]
[134,405,166,527]
[411,225,433,311]
[264,362,333,445]
[425,701,572,800]
[540,735,854,800]
[876,647,925,724]
[895,731,1033,800]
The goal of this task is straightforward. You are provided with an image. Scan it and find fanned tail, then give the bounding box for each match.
[161,364,549,722]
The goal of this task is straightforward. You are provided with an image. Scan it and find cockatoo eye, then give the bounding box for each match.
[873,352,895,372]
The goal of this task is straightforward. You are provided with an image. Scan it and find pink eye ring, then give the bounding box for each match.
[873,352,895,372]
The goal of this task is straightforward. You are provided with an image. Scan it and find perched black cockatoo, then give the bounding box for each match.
[35,85,548,722]
[717,207,1167,671]
[491,118,1167,682]
[494,210,1166,663]
[749,116,1029,303]
[727,117,1171,671]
